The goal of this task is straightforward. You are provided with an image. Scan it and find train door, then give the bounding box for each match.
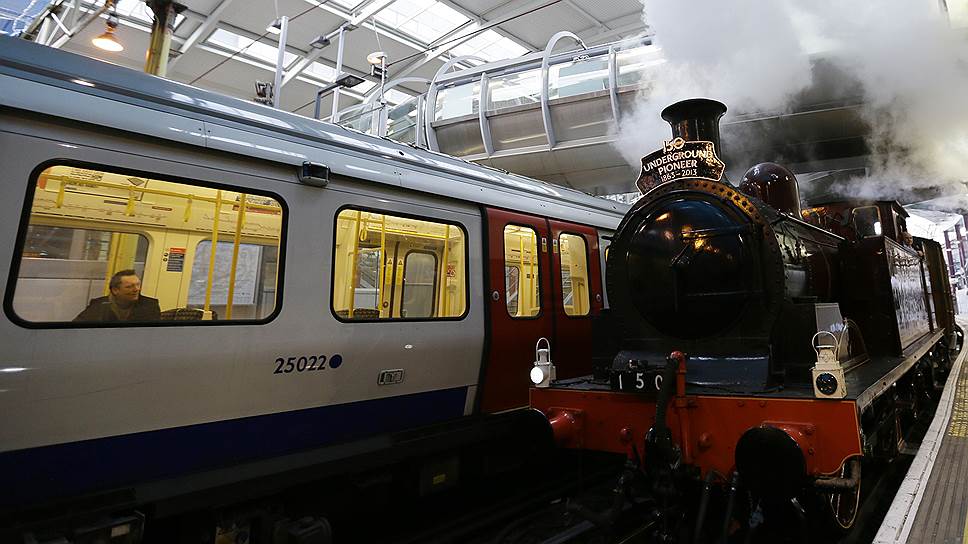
[481,209,553,412]
[548,220,604,379]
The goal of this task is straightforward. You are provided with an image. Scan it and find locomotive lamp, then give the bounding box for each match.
[530,337,556,388]
[811,331,847,398]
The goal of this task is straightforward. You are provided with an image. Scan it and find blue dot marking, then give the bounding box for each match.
[329,354,343,369]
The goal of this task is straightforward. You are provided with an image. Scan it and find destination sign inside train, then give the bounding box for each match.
[635,138,725,193]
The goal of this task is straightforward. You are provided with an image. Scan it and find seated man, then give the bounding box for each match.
[74,269,161,322]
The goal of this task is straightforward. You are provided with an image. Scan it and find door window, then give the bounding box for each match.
[503,225,541,318]
[401,251,438,318]
[559,233,590,316]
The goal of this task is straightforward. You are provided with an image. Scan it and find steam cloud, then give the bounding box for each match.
[616,0,968,205]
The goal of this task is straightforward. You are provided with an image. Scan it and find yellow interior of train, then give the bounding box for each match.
[332,209,467,319]
[12,165,283,323]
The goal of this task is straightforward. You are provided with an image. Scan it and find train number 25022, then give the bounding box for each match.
[273,354,343,374]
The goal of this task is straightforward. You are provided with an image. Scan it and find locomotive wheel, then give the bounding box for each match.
[827,461,861,530]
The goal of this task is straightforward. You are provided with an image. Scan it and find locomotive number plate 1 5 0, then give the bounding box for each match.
[611,370,664,394]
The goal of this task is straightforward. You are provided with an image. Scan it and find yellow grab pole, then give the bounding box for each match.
[377,215,387,316]
[184,194,193,222]
[225,194,247,319]
[204,190,223,312]
[440,225,450,317]
[125,187,135,216]
[346,211,362,318]
[102,233,122,295]
[530,230,537,310]
[55,180,66,208]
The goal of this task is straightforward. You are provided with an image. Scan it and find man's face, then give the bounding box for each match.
[112,275,141,303]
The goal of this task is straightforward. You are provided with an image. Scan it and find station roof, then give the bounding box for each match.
[0,0,648,119]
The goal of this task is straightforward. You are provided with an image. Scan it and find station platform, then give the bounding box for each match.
[875,319,968,544]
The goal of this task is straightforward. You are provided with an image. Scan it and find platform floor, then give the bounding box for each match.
[875,318,968,544]
[907,358,968,544]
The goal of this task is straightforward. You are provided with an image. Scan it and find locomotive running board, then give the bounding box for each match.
[851,329,943,412]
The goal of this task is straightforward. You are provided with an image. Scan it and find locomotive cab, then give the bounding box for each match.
[802,199,912,245]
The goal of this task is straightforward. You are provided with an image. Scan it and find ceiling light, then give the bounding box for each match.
[334,73,365,88]
[366,51,387,66]
[92,28,123,52]
[92,10,123,52]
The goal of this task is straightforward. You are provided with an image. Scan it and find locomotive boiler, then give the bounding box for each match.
[530,98,961,541]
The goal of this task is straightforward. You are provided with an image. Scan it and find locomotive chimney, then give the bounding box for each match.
[660,98,727,158]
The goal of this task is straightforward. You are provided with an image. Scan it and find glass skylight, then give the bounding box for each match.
[304,61,338,81]
[452,29,528,63]
[207,28,297,68]
[353,79,377,93]
[384,88,412,105]
[326,0,361,10]
[375,0,468,44]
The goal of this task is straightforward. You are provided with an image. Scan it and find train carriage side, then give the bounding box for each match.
[0,36,625,539]
[0,106,492,509]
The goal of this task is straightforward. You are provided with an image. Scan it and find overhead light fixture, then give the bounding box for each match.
[313,73,368,119]
[266,18,283,35]
[366,51,387,66]
[92,7,123,52]
[334,73,365,88]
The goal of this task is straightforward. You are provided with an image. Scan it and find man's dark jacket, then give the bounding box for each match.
[73,296,162,322]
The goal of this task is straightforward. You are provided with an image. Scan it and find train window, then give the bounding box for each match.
[503,225,541,318]
[10,164,284,325]
[332,208,466,320]
[853,206,882,238]
[559,233,590,316]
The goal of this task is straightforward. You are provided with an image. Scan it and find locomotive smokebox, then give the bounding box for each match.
[660,98,727,157]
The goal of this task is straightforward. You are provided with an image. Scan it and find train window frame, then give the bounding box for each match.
[852,206,883,239]
[3,159,288,329]
[557,231,591,318]
[400,250,439,319]
[329,204,470,323]
[502,223,543,320]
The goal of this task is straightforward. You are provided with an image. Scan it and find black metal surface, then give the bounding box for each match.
[625,197,753,339]
[661,98,728,157]
[735,426,807,501]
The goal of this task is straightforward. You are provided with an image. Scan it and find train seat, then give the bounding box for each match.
[159,308,217,321]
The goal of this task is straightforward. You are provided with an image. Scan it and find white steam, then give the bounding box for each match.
[616,0,968,204]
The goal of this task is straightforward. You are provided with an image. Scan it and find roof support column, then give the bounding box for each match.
[272,15,289,108]
[145,0,185,77]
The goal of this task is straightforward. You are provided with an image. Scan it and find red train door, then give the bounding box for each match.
[480,210,604,413]
[481,209,553,412]
[548,220,604,379]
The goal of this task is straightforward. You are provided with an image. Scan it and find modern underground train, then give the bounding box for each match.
[0,36,627,542]
[530,98,963,542]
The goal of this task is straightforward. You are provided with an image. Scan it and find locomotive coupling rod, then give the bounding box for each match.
[813,458,861,491]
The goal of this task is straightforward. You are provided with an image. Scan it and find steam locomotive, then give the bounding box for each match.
[530,98,962,541]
